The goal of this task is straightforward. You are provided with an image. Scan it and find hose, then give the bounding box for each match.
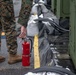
[48,19,69,32]
[34,18,69,32]
[30,66,75,75]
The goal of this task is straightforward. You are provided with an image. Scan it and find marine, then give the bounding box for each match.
[0,0,32,64]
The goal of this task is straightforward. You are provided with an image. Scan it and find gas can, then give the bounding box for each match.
[22,41,30,66]
[22,42,30,55]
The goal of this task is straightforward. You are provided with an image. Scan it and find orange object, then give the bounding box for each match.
[1,31,5,36]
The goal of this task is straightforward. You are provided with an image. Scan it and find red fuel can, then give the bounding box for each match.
[22,41,30,66]
[22,42,30,55]
[22,55,30,66]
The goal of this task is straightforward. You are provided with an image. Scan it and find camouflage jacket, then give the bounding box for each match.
[0,0,32,28]
[0,0,15,26]
[18,0,32,27]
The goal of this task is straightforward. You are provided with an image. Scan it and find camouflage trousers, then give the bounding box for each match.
[0,23,17,55]
[0,0,18,55]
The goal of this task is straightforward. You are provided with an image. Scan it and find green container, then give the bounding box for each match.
[56,0,70,19]
[51,0,57,13]
[69,0,76,68]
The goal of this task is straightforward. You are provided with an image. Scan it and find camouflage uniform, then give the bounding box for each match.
[0,0,17,55]
[18,0,32,27]
[0,0,32,55]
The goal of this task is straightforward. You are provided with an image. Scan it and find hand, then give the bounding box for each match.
[19,26,26,38]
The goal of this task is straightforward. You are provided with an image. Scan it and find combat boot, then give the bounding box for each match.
[0,56,5,63]
[0,44,5,63]
[8,54,22,64]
